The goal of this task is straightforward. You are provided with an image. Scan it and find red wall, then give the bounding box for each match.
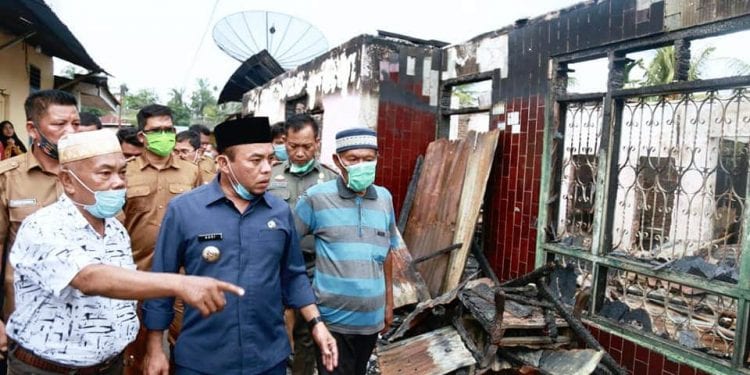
[485,95,544,281]
[375,101,435,217]
[483,94,708,375]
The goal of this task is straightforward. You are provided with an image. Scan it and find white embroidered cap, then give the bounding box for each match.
[58,129,122,163]
[335,127,378,153]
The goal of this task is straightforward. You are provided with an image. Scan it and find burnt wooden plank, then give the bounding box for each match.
[444,129,501,293]
[498,335,571,347]
[389,278,493,341]
[378,326,476,375]
[459,282,568,332]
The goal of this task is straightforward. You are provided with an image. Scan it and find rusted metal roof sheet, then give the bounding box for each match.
[402,129,500,296]
[402,138,466,297]
[391,245,430,308]
[378,326,476,375]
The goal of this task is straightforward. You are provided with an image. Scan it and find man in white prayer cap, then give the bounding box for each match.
[5,130,244,375]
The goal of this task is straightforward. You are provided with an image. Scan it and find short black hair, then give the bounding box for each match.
[176,130,201,150]
[116,127,143,147]
[270,122,285,139]
[285,113,319,138]
[136,104,172,130]
[24,90,77,123]
[79,112,103,129]
[189,124,211,136]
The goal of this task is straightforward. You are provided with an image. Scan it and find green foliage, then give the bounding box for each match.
[81,106,106,117]
[644,46,716,86]
[119,78,241,128]
[189,78,217,119]
[167,88,191,126]
[123,89,160,111]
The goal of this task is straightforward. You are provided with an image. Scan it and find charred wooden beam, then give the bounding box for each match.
[451,310,482,362]
[544,307,559,339]
[504,293,554,309]
[411,243,463,265]
[537,279,628,375]
[470,236,500,286]
[500,261,558,288]
[499,285,537,295]
[674,39,691,82]
[490,288,505,344]
[397,155,423,233]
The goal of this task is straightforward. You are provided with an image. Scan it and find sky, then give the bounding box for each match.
[46,0,583,101]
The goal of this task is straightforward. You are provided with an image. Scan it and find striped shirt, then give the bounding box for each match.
[295,177,403,335]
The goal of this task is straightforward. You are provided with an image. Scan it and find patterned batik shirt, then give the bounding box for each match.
[6,194,139,366]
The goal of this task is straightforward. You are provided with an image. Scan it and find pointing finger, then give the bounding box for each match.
[217,281,245,297]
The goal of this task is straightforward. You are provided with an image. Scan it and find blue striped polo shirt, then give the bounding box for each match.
[294,177,403,335]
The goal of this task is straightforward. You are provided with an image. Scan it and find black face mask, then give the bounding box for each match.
[34,123,59,160]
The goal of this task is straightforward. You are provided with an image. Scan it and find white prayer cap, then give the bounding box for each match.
[58,129,122,163]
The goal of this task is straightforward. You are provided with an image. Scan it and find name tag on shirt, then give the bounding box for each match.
[9,198,36,208]
[198,233,223,242]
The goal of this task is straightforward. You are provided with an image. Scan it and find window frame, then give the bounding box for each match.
[537,15,750,375]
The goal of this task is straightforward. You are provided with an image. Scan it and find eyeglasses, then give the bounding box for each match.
[174,148,196,156]
[142,127,176,135]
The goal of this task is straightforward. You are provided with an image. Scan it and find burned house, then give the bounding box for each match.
[242,1,750,373]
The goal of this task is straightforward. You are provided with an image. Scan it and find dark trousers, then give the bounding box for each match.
[291,309,316,375]
[175,360,285,375]
[316,331,377,375]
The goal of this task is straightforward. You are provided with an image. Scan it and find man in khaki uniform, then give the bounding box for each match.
[0,90,81,355]
[267,113,338,375]
[175,130,217,183]
[122,104,201,374]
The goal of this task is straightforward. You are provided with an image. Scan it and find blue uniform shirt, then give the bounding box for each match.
[142,177,315,375]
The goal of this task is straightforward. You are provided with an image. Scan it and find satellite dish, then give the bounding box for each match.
[212,11,329,70]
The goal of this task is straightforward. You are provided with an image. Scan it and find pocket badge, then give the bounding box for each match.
[202,246,221,263]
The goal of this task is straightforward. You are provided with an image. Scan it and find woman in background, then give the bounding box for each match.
[1,121,27,160]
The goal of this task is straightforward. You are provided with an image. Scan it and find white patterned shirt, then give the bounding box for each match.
[6,194,139,366]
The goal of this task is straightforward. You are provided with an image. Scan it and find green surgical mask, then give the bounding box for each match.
[343,160,377,192]
[145,132,176,157]
[289,159,315,174]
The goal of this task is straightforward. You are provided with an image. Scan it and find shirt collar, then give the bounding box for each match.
[204,174,273,208]
[336,176,378,200]
[25,151,41,171]
[136,152,180,171]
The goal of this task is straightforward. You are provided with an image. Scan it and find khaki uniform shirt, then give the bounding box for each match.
[197,155,217,184]
[268,160,338,274]
[0,152,63,319]
[123,154,201,271]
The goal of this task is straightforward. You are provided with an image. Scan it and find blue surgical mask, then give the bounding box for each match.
[273,144,288,161]
[68,171,126,219]
[225,161,258,201]
[289,159,314,174]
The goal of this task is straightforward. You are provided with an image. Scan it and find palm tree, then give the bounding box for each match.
[644,46,716,86]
